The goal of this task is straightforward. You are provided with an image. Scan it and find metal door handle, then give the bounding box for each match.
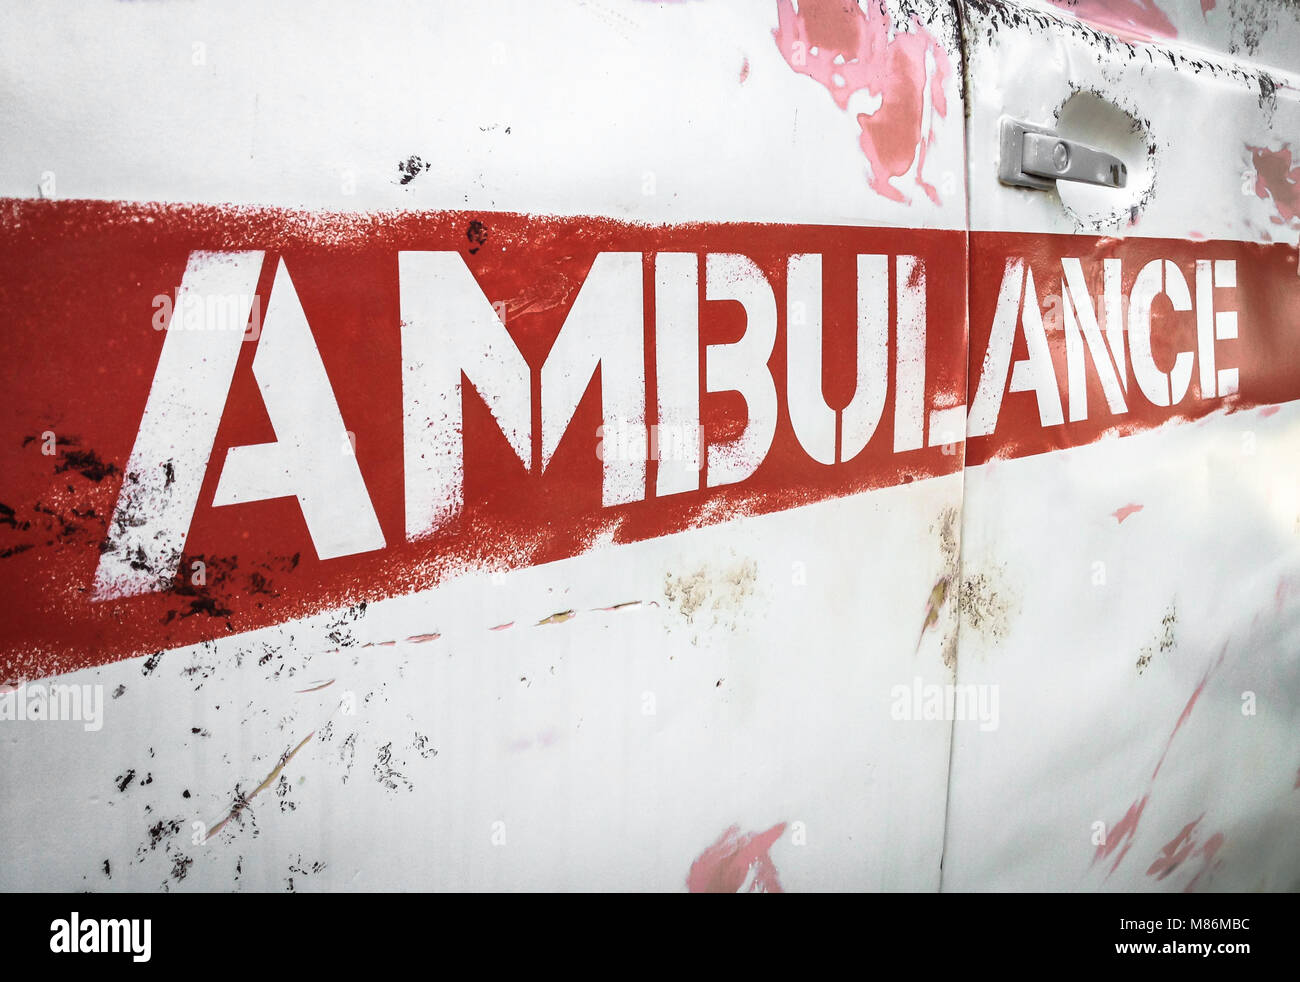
[999,116,1127,191]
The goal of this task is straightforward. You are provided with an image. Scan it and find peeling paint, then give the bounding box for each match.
[686,822,786,893]
[1248,143,1300,225]
[773,0,952,203]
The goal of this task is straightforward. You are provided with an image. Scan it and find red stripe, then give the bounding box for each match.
[966,230,1300,465]
[4,202,1296,677]
[0,199,966,676]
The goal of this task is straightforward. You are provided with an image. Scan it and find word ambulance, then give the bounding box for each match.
[94,245,1238,599]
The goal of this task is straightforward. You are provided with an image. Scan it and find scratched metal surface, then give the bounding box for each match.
[2,0,1298,894]
[0,0,965,891]
[945,0,1300,891]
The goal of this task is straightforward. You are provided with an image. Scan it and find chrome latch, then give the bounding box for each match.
[998,116,1127,191]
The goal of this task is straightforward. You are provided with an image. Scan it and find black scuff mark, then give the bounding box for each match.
[0,502,27,529]
[968,0,1296,98]
[466,219,489,255]
[339,731,357,783]
[397,155,431,185]
[373,741,411,792]
[324,602,368,649]
[176,593,233,620]
[275,773,297,812]
[137,817,183,860]
[411,732,438,760]
[1257,71,1278,115]
[169,853,193,883]
[54,448,118,483]
[248,571,275,595]
[285,855,326,893]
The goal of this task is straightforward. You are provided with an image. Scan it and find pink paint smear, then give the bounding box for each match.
[773,0,951,204]
[687,822,787,892]
[1094,647,1225,875]
[1248,145,1300,225]
[1147,815,1225,891]
[1145,815,1202,880]
[1046,1,1177,43]
[1182,831,1224,892]
[1112,503,1144,524]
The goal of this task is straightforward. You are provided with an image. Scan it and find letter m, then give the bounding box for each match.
[400,251,644,540]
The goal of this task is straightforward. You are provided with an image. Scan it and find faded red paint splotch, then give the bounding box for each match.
[1046,0,1177,42]
[1112,503,1144,524]
[1182,831,1224,892]
[1248,144,1300,225]
[773,0,951,204]
[1095,794,1148,874]
[1093,648,1225,876]
[1146,815,1202,880]
[687,822,786,892]
[1146,814,1226,891]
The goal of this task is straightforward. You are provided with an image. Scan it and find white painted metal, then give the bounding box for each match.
[2,0,1297,894]
[947,0,1300,891]
[0,0,965,891]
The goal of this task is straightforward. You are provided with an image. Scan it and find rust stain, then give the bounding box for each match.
[915,575,949,654]
[664,558,758,629]
[958,566,1014,643]
[536,609,577,626]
